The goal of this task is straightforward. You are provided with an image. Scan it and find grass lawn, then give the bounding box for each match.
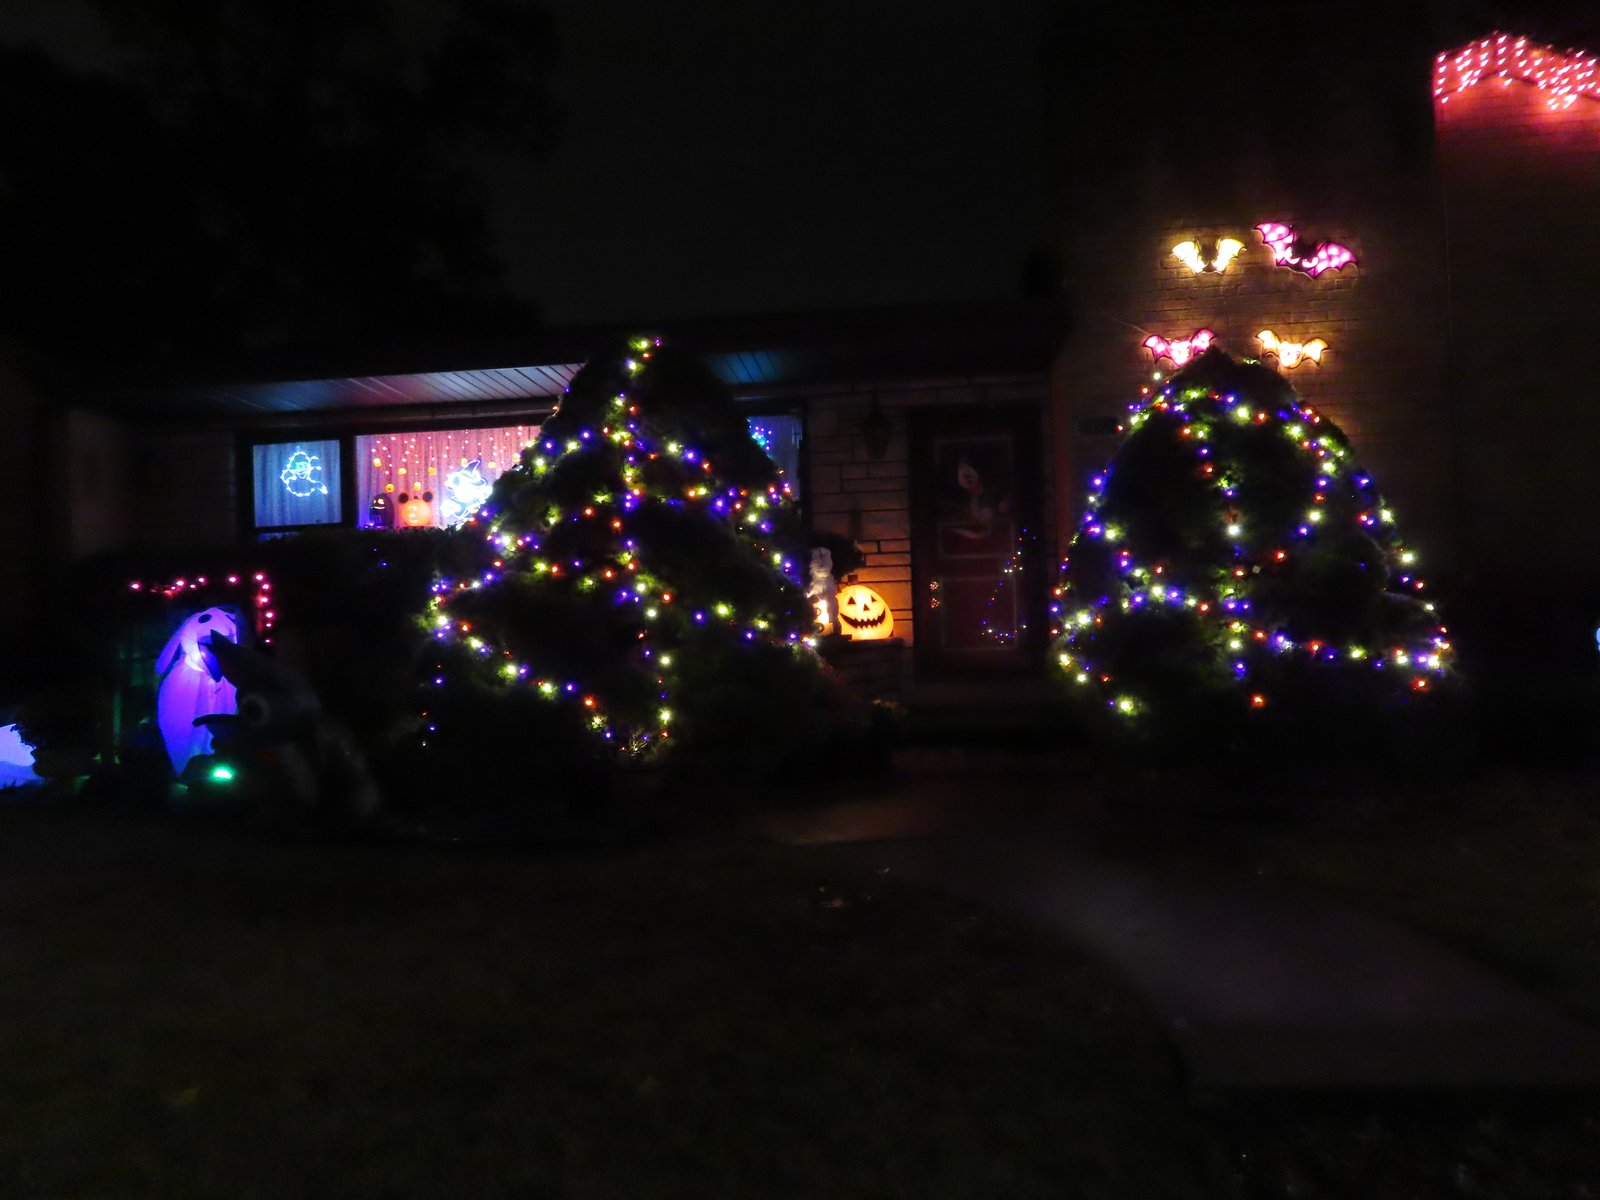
[1227,770,1600,1027]
[8,767,1600,1200]
[0,803,1209,1200]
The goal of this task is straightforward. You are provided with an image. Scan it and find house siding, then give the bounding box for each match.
[132,425,238,553]
[1437,77,1600,586]
[1054,193,1456,576]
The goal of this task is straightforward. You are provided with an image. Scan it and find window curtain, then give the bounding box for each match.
[252,440,343,528]
[356,424,542,529]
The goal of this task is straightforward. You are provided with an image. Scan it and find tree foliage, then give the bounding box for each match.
[0,0,559,368]
[1052,350,1456,757]
[411,336,883,801]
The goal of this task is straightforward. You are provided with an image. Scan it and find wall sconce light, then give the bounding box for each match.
[861,394,891,460]
[1143,329,1215,367]
[1172,238,1245,274]
[1257,329,1328,368]
[1255,222,1356,277]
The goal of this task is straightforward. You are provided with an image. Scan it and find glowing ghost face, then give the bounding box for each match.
[158,607,241,676]
[836,584,894,640]
[279,448,328,497]
[441,459,494,526]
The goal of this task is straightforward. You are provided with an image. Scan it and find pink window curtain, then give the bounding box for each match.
[356,423,542,529]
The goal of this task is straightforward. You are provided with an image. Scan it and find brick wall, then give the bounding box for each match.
[1437,78,1600,593]
[64,410,134,559]
[797,375,1055,647]
[1055,184,1456,575]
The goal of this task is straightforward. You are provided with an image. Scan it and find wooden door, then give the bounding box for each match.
[910,406,1045,675]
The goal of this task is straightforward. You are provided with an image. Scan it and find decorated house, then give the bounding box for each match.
[24,30,1600,709]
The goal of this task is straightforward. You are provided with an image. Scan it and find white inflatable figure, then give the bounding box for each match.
[0,723,41,788]
[441,458,494,527]
[806,547,835,633]
[155,607,240,775]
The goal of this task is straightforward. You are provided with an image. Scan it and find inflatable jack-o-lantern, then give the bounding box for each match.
[397,491,435,528]
[836,583,893,640]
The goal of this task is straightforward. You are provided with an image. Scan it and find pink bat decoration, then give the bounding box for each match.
[1255,222,1356,277]
[1142,329,1215,367]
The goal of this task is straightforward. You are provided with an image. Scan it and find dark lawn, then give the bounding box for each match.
[0,805,1207,1200]
[1221,771,1600,1028]
[8,766,1600,1199]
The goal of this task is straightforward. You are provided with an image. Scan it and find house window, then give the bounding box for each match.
[747,414,803,494]
[356,422,543,529]
[252,439,343,529]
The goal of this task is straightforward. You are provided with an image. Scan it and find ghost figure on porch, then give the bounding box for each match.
[806,547,836,633]
[154,607,240,775]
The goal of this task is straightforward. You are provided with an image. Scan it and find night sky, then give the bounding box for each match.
[4,0,1597,346]
[496,0,1054,324]
[0,0,1053,330]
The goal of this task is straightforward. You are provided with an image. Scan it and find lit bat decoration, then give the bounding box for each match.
[1256,329,1327,368]
[1143,328,1215,367]
[1172,237,1245,274]
[1255,222,1356,276]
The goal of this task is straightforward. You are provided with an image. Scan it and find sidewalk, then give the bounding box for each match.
[756,756,1600,1093]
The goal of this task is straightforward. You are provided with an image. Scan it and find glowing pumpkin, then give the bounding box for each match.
[398,491,435,528]
[836,584,893,640]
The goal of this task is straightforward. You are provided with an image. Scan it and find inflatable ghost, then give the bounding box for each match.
[155,607,240,775]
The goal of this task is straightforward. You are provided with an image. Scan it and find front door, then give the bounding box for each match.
[910,405,1045,675]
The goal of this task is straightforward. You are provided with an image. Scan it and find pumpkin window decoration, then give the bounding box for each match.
[836,583,894,640]
[397,490,436,528]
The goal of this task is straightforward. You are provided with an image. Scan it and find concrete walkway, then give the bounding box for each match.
[757,764,1600,1093]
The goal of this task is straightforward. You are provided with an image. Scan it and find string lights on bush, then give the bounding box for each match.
[1051,351,1451,726]
[421,336,818,762]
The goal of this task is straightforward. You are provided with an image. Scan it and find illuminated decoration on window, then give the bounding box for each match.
[836,583,894,640]
[1143,329,1215,367]
[398,492,435,528]
[1050,365,1451,725]
[1172,238,1245,274]
[253,440,342,528]
[441,459,495,527]
[1256,329,1328,368]
[979,529,1032,646]
[279,446,329,497]
[368,493,394,528]
[747,414,804,494]
[1255,223,1356,277]
[1435,33,1600,111]
[357,423,541,530]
